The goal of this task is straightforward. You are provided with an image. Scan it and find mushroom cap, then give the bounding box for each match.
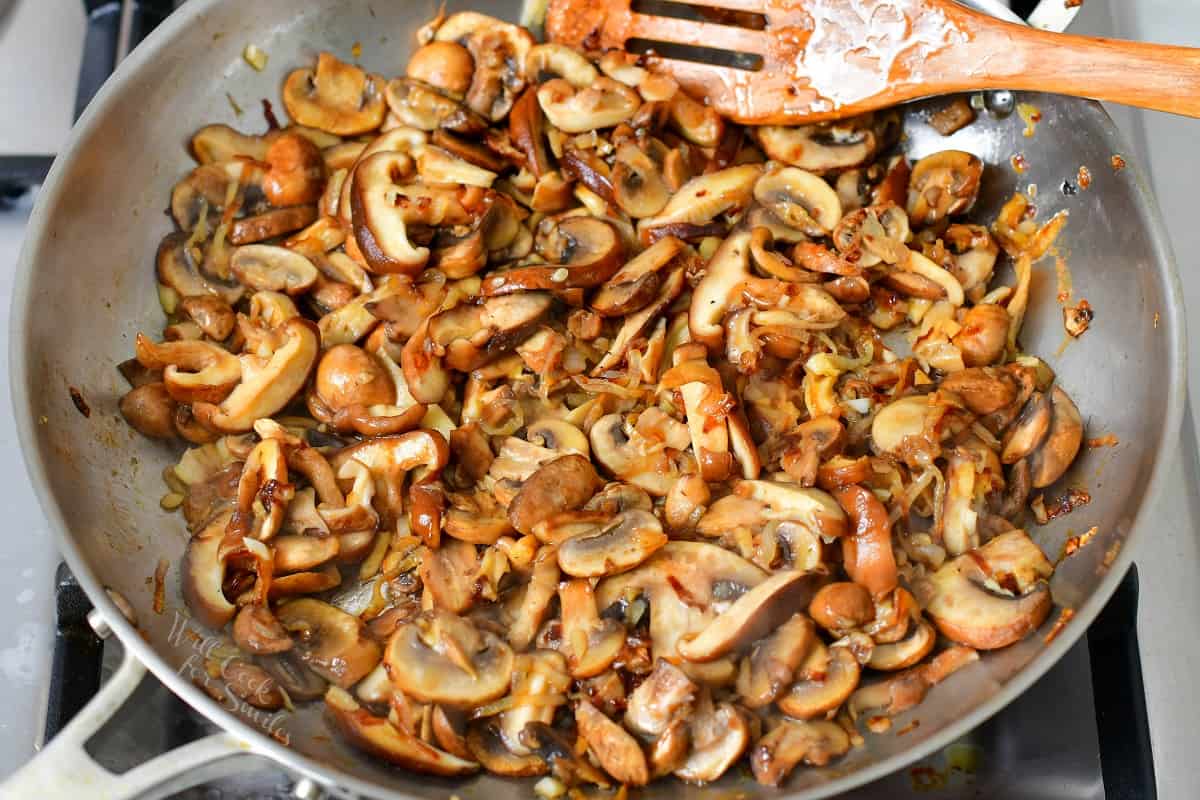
[384,610,515,707]
[754,115,885,174]
[275,598,382,688]
[406,41,475,96]
[588,413,682,497]
[325,686,480,776]
[907,149,983,225]
[557,509,667,578]
[808,581,875,635]
[776,643,861,719]
[525,418,589,457]
[283,52,386,136]
[1027,386,1084,488]
[314,344,396,413]
[925,530,1053,650]
[507,454,603,536]
[677,570,824,663]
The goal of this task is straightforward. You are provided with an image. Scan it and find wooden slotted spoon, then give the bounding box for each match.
[546,0,1200,124]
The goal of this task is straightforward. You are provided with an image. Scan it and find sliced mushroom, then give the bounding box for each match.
[733,480,849,540]
[525,43,598,86]
[688,226,752,347]
[674,700,749,783]
[498,650,572,756]
[384,610,515,707]
[776,642,860,719]
[508,547,561,651]
[831,202,910,268]
[276,598,381,688]
[506,454,603,536]
[407,41,475,96]
[233,604,292,655]
[190,124,270,163]
[868,620,936,671]
[537,77,639,133]
[941,367,1019,416]
[558,509,667,578]
[588,413,686,497]
[736,614,816,708]
[263,132,326,207]
[134,335,241,404]
[1027,386,1084,488]
[119,383,177,439]
[750,720,851,786]
[258,651,327,702]
[754,114,888,174]
[678,571,823,663]
[435,13,534,121]
[591,235,685,318]
[640,165,761,244]
[907,150,983,226]
[519,721,611,787]
[753,166,843,236]
[484,216,624,294]
[230,245,319,295]
[283,52,386,136]
[832,484,899,599]
[624,659,698,739]
[467,721,547,777]
[325,686,480,776]
[576,699,650,786]
[780,416,846,487]
[193,318,319,433]
[954,303,1010,366]
[228,205,319,246]
[181,511,236,629]
[924,530,1053,650]
[558,579,626,678]
[419,538,479,613]
[649,719,690,778]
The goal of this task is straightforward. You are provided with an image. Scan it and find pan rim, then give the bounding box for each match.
[8,0,1187,796]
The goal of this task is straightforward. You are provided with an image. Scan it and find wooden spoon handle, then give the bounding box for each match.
[953,16,1200,118]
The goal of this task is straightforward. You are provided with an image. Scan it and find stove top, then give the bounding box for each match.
[2,0,1196,797]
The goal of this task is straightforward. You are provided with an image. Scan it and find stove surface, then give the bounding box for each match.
[2,0,1200,798]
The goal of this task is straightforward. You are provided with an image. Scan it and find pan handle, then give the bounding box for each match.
[0,646,253,800]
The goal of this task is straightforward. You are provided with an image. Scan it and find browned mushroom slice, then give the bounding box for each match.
[753,166,843,237]
[228,205,319,245]
[954,303,1010,366]
[591,266,685,375]
[736,614,816,708]
[780,415,846,487]
[134,335,241,405]
[587,413,682,497]
[941,367,1019,416]
[273,533,339,573]
[678,571,823,663]
[262,133,327,207]
[507,454,603,536]
[688,227,752,348]
[350,152,428,275]
[497,651,571,756]
[435,12,534,121]
[576,699,650,786]
[445,491,513,545]
[383,79,486,134]
[190,124,270,163]
[777,642,861,719]
[625,659,698,738]
[180,295,235,341]
[407,41,475,96]
[750,720,851,786]
[907,150,984,225]
[418,538,479,613]
[560,144,615,202]
[119,383,177,439]
[557,510,667,578]
[181,511,236,629]
[170,160,265,233]
[275,598,381,688]
[258,651,328,702]
[483,217,624,295]
[384,610,514,707]
[330,431,449,534]
[432,706,474,761]
[649,719,690,778]
[537,77,639,133]
[508,548,561,651]
[754,114,887,174]
[559,579,625,678]
[232,604,292,655]
[925,530,1053,650]
[1001,390,1052,464]
[325,686,480,776]
[612,141,671,218]
[590,235,685,317]
[283,52,386,136]
[230,245,319,295]
[467,721,548,777]
[869,620,936,671]
[735,480,849,540]
[640,165,761,246]
[808,581,875,636]
[1027,386,1084,488]
[674,701,749,783]
[219,659,285,710]
[267,564,342,599]
[192,318,319,433]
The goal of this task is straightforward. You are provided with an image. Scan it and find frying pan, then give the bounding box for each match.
[2,0,1185,797]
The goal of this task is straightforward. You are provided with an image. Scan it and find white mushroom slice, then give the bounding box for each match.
[193,318,319,433]
[907,150,983,225]
[181,511,236,629]
[525,43,598,87]
[318,460,380,535]
[508,547,561,651]
[499,651,571,756]
[418,538,479,613]
[755,116,885,174]
[736,480,848,540]
[417,146,497,187]
[276,598,382,688]
[674,701,749,783]
[596,541,767,662]
[576,700,650,786]
[1001,391,1052,464]
[384,610,515,707]
[536,77,640,133]
[156,233,244,306]
[941,448,979,557]
[776,643,861,719]
[625,659,697,739]
[677,571,822,663]
[558,579,625,679]
[750,720,851,786]
[330,431,449,540]
[557,509,667,578]
[925,530,1053,650]
[668,90,723,147]
[688,227,752,347]
[589,413,686,497]
[870,394,935,456]
[753,166,843,236]
[325,686,480,776]
[868,621,936,671]
[466,721,547,777]
[231,245,320,295]
[190,124,270,163]
[640,165,761,240]
[134,335,241,404]
[1028,386,1084,488]
[526,418,589,458]
[232,437,291,542]
[282,52,386,136]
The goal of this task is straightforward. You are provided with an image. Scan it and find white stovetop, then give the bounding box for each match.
[1,0,1199,796]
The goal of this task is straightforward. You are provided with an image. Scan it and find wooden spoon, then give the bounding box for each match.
[546,0,1200,124]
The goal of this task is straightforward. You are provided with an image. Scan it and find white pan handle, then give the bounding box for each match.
[0,646,252,800]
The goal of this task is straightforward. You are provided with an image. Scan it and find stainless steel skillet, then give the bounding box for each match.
[2,0,1185,797]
